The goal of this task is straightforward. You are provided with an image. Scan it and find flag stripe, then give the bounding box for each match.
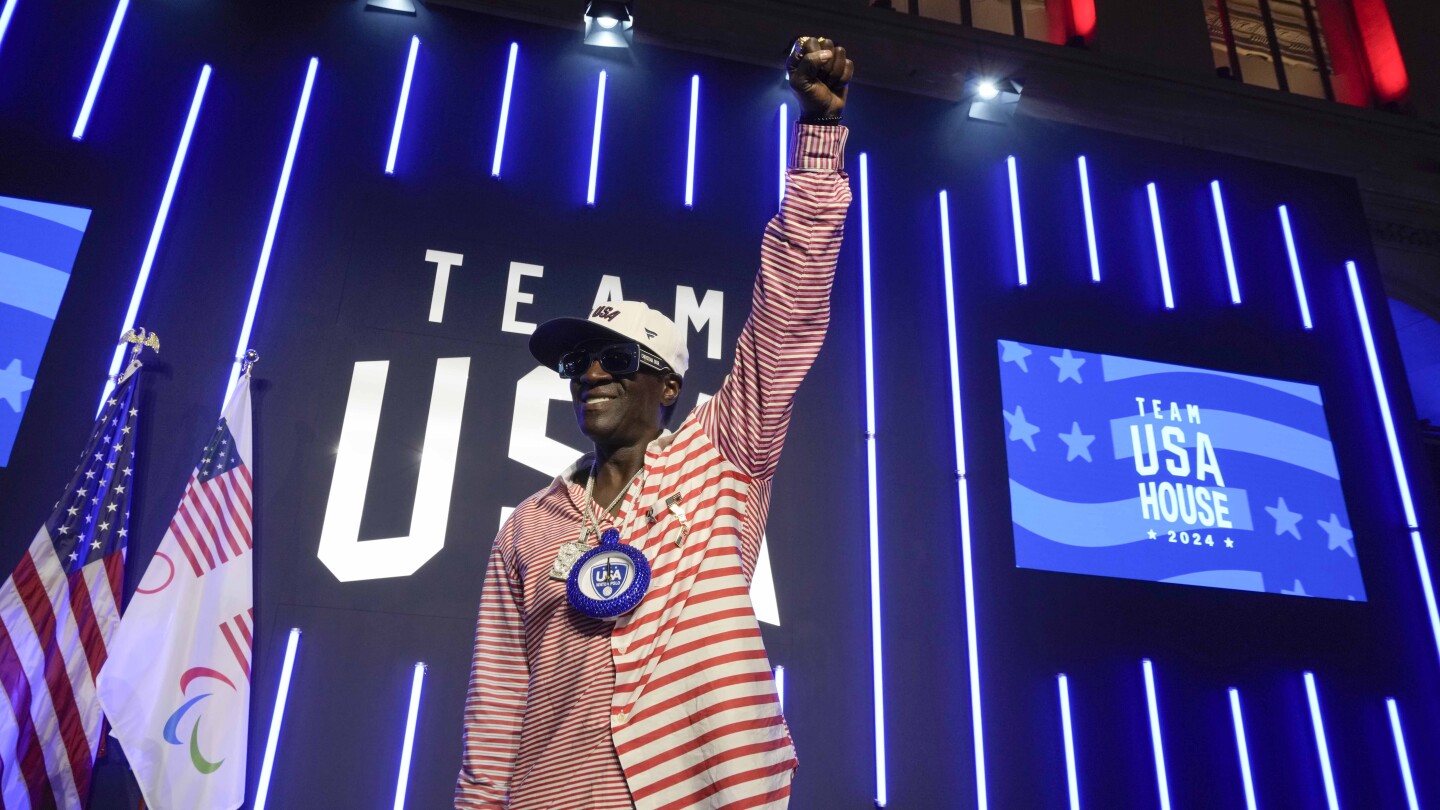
[218,623,249,681]
[214,475,251,549]
[61,571,106,679]
[197,482,243,558]
[235,613,252,649]
[176,505,217,570]
[0,615,56,809]
[169,518,206,578]
[183,489,229,565]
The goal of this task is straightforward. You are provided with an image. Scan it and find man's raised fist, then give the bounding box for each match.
[787,36,854,120]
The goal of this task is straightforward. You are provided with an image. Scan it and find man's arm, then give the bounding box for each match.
[454,538,528,810]
[703,38,854,481]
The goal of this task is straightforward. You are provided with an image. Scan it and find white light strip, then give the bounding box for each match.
[1077,157,1100,283]
[940,190,987,809]
[254,628,301,810]
[1228,688,1258,810]
[1007,156,1028,286]
[586,70,606,206]
[1385,698,1420,810]
[1303,672,1340,810]
[1057,674,1079,810]
[393,662,427,810]
[1147,183,1175,310]
[1142,659,1171,810]
[859,153,888,807]
[778,103,788,210]
[96,63,211,413]
[490,42,517,178]
[72,0,128,141]
[1211,181,1241,304]
[221,57,318,410]
[0,0,17,57]
[774,665,785,710]
[1346,262,1440,663]
[685,74,698,208]
[385,35,419,176]
[1279,206,1314,329]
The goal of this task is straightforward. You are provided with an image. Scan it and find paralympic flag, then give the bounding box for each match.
[98,378,253,810]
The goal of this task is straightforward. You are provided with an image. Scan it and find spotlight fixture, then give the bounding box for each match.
[584,1,633,48]
[366,0,417,15]
[966,74,1023,124]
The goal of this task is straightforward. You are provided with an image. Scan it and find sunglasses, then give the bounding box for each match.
[558,342,671,379]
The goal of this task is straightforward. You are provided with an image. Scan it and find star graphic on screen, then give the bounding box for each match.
[1224,537,1234,548]
[1265,497,1303,539]
[1050,350,1085,383]
[1003,406,1040,451]
[1317,514,1355,557]
[1147,529,1157,540]
[1281,579,1309,596]
[1058,421,1095,461]
[0,358,34,412]
[999,341,1032,372]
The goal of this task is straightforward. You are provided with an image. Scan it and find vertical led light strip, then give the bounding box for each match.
[684,75,699,208]
[96,63,212,413]
[0,0,17,57]
[1346,260,1440,664]
[490,42,517,178]
[1057,674,1079,810]
[1279,206,1314,329]
[393,662,427,810]
[777,103,788,209]
[1077,157,1100,283]
[1142,659,1172,810]
[1228,688,1258,810]
[254,628,302,810]
[1385,698,1420,810]
[858,153,888,807]
[385,35,419,176]
[939,190,987,810]
[1303,672,1340,810]
[72,0,128,140]
[1007,156,1028,286]
[221,57,318,409]
[774,665,785,709]
[586,70,606,206]
[1147,183,1175,310]
[1211,181,1242,304]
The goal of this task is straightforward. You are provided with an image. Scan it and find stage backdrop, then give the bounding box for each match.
[1,1,1437,808]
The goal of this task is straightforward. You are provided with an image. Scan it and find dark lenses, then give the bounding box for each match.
[558,343,640,378]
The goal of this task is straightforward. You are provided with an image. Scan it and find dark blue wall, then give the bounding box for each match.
[0,1,1436,808]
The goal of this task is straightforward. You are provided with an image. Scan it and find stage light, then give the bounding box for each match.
[366,0,417,13]
[385,35,419,176]
[685,74,698,208]
[97,63,211,413]
[72,0,128,141]
[1007,156,1028,286]
[0,0,17,58]
[774,665,785,709]
[1142,659,1171,810]
[1210,181,1241,304]
[1386,698,1419,810]
[1228,688,1257,810]
[1077,156,1100,283]
[222,57,317,410]
[777,103,787,210]
[1347,261,1440,665]
[393,662,426,810]
[1279,206,1313,329]
[1303,672,1339,810]
[1147,183,1175,310]
[586,70,606,206]
[583,1,633,48]
[977,80,999,100]
[490,42,517,178]
[967,75,1022,124]
[254,628,301,810]
[1057,674,1078,810]
[940,190,988,809]
[858,152,888,808]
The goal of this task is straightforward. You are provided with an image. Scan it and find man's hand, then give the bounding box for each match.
[787,37,853,120]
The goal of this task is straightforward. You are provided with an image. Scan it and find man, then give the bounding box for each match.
[457,36,854,810]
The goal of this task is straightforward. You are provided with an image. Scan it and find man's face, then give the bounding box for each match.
[569,340,681,446]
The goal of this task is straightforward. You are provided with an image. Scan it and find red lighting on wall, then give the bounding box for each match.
[1351,0,1409,103]
[1070,0,1096,40]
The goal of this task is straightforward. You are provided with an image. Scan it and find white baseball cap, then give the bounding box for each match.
[530,300,690,377]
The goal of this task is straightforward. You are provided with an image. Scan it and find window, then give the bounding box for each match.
[897,0,1096,47]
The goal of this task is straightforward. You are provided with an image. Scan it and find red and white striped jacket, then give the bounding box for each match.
[457,123,850,810]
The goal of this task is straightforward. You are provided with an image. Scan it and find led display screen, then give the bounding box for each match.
[999,339,1365,601]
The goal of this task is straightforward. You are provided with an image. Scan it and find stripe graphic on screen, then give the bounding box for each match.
[0,194,92,466]
[998,340,1365,601]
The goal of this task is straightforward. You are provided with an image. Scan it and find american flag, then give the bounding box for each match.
[0,373,139,809]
